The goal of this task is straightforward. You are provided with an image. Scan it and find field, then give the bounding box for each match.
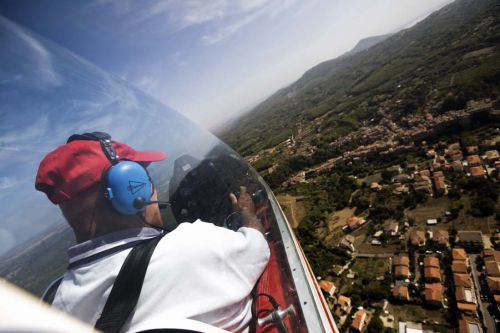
[349,257,389,279]
[387,303,453,332]
[405,196,450,225]
[276,194,305,229]
[319,207,356,246]
[406,195,496,234]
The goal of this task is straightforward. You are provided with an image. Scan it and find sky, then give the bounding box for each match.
[0,0,455,130]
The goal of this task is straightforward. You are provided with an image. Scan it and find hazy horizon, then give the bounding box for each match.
[0,0,454,130]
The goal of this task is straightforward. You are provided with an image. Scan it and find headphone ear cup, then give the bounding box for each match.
[104,161,152,215]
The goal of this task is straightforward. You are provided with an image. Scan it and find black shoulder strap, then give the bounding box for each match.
[42,276,64,305]
[95,236,162,333]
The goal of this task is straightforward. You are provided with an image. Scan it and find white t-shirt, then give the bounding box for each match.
[50,221,270,332]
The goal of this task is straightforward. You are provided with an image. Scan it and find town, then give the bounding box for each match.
[272,115,499,332]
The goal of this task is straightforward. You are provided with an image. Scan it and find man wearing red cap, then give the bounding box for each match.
[36,133,270,333]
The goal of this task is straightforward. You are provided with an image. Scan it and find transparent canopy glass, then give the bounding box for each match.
[0,16,336,333]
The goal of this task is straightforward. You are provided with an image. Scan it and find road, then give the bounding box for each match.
[469,254,496,333]
[353,252,393,258]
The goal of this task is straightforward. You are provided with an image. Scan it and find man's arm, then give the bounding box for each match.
[229,186,265,234]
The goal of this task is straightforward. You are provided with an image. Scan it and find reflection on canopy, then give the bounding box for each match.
[0,15,337,333]
[0,15,223,255]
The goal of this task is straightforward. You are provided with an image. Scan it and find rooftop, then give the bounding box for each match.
[424,267,441,281]
[454,273,472,288]
[470,166,485,177]
[410,230,426,246]
[395,265,410,279]
[452,261,468,274]
[424,256,440,268]
[486,276,500,291]
[456,231,483,243]
[458,318,482,333]
[319,280,336,296]
[455,286,475,303]
[393,285,409,300]
[394,255,410,267]
[337,295,351,307]
[452,248,467,261]
[424,283,443,303]
[351,309,366,331]
[466,155,481,165]
[485,262,500,277]
[433,229,449,246]
[457,302,478,314]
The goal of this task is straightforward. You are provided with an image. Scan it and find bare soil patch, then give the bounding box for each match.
[276,194,305,229]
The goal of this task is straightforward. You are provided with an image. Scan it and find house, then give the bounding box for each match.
[466,155,482,167]
[383,220,399,236]
[455,287,476,304]
[394,265,410,280]
[392,285,410,301]
[433,177,447,196]
[485,150,499,165]
[336,295,351,315]
[393,174,411,183]
[424,283,443,306]
[469,166,485,178]
[451,160,464,172]
[427,149,437,159]
[433,229,449,248]
[486,276,500,293]
[394,255,409,267]
[456,231,484,252]
[399,322,434,333]
[319,280,336,297]
[387,165,402,174]
[458,317,482,333]
[424,267,441,283]
[465,146,479,155]
[351,309,367,333]
[454,273,472,288]
[424,256,440,268]
[485,262,500,277]
[483,249,500,263]
[452,261,468,274]
[393,185,409,196]
[413,175,432,194]
[419,169,431,178]
[346,216,366,231]
[452,248,468,262]
[409,230,426,247]
[432,161,442,171]
[448,151,464,161]
[339,235,356,252]
[448,142,461,151]
[457,302,478,317]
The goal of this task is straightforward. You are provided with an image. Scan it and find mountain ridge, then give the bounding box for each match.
[220,0,499,158]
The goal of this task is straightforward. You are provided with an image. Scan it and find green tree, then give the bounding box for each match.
[367,316,384,333]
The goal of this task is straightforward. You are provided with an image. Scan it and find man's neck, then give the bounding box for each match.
[74,217,145,243]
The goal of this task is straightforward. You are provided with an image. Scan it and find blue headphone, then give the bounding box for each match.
[67,132,153,215]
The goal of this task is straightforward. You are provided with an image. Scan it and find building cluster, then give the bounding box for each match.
[482,249,500,310]
[318,279,371,332]
[387,227,494,332]
[326,99,497,165]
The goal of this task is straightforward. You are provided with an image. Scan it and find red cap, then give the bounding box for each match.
[35,140,166,204]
